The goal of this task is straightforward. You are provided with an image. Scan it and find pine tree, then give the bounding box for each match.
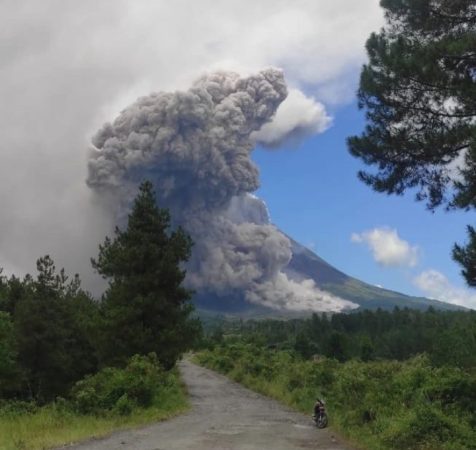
[0,311,17,395]
[93,181,200,369]
[347,0,476,284]
[14,256,98,401]
[453,225,476,285]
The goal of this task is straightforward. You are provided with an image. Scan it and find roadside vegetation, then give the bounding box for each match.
[0,356,188,450]
[0,182,200,450]
[196,311,476,450]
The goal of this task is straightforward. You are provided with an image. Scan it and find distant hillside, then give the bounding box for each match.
[194,235,464,316]
[285,237,463,312]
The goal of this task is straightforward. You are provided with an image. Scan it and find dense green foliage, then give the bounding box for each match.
[453,225,476,286]
[93,181,200,369]
[347,0,476,284]
[197,343,476,450]
[0,312,17,396]
[0,257,98,402]
[71,353,175,416]
[205,308,476,368]
[0,357,188,450]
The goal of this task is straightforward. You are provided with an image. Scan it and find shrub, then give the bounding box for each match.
[71,353,168,415]
[113,394,135,416]
[0,400,38,417]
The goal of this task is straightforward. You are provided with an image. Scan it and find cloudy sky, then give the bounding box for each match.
[1,0,475,309]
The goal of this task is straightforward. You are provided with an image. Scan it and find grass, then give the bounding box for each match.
[0,383,189,450]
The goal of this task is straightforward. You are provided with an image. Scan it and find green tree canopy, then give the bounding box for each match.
[93,181,200,369]
[0,311,17,395]
[347,0,476,284]
[11,256,98,402]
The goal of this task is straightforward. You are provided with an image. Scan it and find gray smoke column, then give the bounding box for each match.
[87,68,356,312]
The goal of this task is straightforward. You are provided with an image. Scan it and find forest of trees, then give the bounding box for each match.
[0,181,200,406]
[205,308,476,368]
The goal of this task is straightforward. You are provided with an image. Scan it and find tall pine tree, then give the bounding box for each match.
[93,181,200,369]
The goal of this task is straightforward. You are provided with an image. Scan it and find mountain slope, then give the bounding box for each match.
[285,238,463,311]
[194,235,464,316]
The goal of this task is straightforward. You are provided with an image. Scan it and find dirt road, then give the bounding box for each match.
[67,360,354,450]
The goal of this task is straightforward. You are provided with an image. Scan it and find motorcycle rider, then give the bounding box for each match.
[313,398,325,417]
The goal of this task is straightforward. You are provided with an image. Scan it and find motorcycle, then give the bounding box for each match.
[312,404,328,428]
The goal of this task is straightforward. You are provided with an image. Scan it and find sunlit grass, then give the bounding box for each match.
[0,386,188,450]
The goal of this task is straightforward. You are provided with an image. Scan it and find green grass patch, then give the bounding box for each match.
[0,398,187,450]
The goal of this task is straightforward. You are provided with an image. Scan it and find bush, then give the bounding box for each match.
[113,394,135,416]
[0,400,38,417]
[71,353,168,415]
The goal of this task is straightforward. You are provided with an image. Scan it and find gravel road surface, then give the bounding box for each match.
[65,359,354,450]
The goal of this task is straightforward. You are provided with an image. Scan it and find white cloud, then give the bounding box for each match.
[351,227,419,268]
[413,270,476,309]
[446,147,468,183]
[0,0,383,291]
[253,89,332,147]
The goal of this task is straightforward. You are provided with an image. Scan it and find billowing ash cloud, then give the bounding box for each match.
[87,69,356,312]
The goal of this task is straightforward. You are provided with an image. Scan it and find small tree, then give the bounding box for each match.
[326,331,349,362]
[93,181,200,369]
[13,256,98,402]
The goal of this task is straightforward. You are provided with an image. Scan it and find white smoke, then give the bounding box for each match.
[253,88,332,148]
[87,69,356,312]
[226,194,270,226]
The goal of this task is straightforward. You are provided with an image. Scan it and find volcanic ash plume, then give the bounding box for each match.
[87,69,356,312]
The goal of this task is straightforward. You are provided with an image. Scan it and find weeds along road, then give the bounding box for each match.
[67,359,354,450]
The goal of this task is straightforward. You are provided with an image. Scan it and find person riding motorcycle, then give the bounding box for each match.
[313,398,325,417]
[313,398,328,428]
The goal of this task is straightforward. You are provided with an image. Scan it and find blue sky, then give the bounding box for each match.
[254,102,476,306]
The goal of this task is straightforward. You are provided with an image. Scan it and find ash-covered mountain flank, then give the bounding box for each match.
[284,238,462,312]
[87,69,459,315]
